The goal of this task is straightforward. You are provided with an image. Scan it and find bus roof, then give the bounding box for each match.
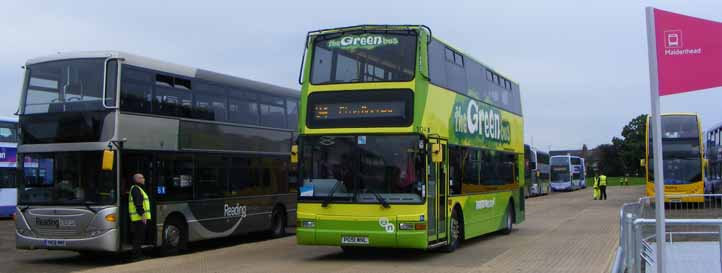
[307,24,426,38]
[706,121,722,133]
[649,112,700,117]
[305,25,518,85]
[25,51,299,98]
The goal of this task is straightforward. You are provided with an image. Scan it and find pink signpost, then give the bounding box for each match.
[646,7,722,273]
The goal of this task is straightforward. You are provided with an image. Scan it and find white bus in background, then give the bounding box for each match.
[550,155,582,191]
[571,157,587,189]
[0,117,18,217]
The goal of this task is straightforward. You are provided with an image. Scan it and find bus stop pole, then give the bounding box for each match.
[646,7,666,273]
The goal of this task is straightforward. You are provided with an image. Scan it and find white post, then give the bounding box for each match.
[718,225,722,273]
[645,7,666,273]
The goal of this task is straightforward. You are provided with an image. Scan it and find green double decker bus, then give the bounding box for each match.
[294,25,524,252]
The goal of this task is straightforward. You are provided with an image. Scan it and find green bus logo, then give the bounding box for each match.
[327,34,399,50]
[453,100,511,144]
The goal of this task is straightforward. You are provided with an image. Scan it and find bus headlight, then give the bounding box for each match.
[300,220,315,228]
[399,223,415,230]
[104,214,117,223]
[398,223,427,230]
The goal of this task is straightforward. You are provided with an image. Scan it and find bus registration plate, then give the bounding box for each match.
[44,239,66,247]
[341,236,369,245]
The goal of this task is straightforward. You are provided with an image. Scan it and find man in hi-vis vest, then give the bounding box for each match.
[129,173,151,261]
[599,174,608,200]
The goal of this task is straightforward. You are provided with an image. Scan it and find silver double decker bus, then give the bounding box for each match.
[550,155,584,191]
[524,145,551,197]
[15,51,298,255]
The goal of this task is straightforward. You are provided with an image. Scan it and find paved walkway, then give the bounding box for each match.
[74,186,645,273]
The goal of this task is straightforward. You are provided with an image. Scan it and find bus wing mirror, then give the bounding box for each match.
[704,159,709,169]
[431,143,442,163]
[102,150,115,171]
[291,145,299,164]
[639,159,645,167]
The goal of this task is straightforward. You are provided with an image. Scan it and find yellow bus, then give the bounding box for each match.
[293,25,524,252]
[644,113,706,202]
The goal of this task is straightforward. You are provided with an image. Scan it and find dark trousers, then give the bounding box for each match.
[600,186,607,200]
[132,221,146,258]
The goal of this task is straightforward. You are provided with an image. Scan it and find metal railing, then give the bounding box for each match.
[611,194,722,273]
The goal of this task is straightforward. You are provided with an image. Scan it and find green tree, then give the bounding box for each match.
[595,144,624,176]
[618,114,648,176]
[581,144,590,177]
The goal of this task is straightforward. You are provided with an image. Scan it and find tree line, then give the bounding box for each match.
[588,114,647,177]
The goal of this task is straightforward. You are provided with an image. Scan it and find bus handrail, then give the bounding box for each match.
[612,194,722,273]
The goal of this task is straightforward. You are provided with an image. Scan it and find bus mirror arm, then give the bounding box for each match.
[291,145,299,164]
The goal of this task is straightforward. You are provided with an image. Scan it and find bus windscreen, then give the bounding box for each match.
[648,115,702,184]
[310,31,416,85]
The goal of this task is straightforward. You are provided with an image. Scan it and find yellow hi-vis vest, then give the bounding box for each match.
[129,185,151,222]
[599,175,608,186]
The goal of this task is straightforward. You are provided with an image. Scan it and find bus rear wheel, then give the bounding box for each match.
[268,207,287,238]
[501,202,514,235]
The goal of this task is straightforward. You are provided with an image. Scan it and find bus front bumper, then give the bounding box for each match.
[646,182,705,203]
[551,182,572,191]
[16,229,120,252]
[296,215,428,249]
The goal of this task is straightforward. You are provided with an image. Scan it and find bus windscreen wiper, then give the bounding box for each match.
[83,201,98,213]
[367,189,390,208]
[322,180,342,207]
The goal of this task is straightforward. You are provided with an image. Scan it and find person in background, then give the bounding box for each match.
[593,174,600,200]
[599,173,608,200]
[129,173,151,262]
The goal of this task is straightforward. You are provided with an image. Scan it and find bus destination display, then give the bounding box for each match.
[313,101,405,120]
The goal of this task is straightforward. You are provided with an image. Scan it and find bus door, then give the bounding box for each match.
[427,138,449,244]
[122,154,156,246]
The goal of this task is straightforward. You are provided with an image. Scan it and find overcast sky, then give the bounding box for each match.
[1,0,720,151]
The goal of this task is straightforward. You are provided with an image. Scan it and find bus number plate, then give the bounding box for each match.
[44,240,66,247]
[341,236,369,245]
